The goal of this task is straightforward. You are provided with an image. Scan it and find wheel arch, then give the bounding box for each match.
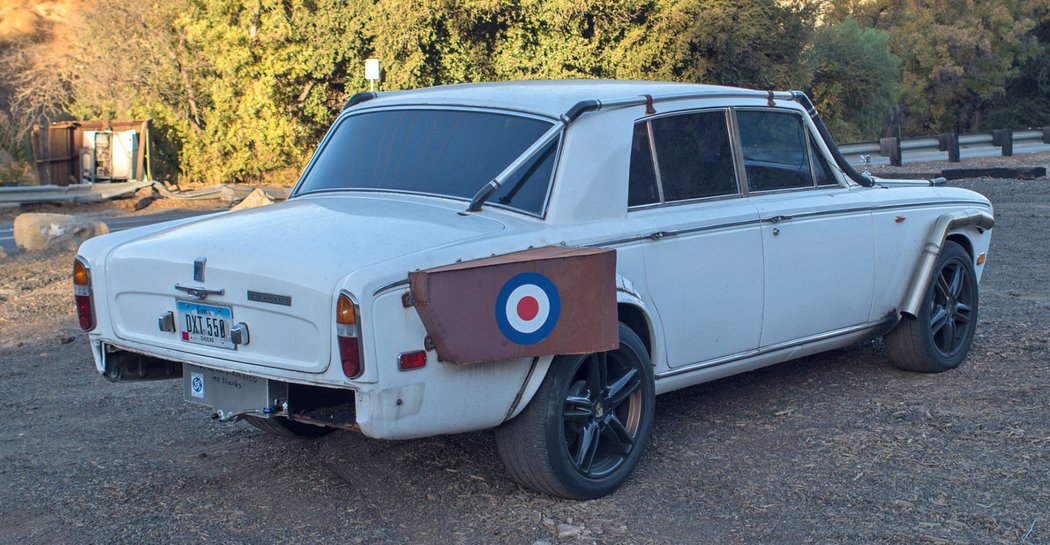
[504,279,658,422]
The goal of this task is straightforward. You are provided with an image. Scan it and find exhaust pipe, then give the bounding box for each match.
[900,209,995,317]
[789,91,875,188]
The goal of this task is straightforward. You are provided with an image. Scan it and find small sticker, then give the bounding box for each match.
[190,372,205,398]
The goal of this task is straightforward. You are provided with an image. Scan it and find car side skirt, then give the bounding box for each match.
[653,318,895,396]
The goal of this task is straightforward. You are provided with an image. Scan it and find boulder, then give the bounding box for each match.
[231,187,275,210]
[13,213,110,251]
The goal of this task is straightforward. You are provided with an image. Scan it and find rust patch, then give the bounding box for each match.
[409,246,618,365]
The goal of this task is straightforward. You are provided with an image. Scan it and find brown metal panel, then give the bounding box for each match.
[409,246,618,365]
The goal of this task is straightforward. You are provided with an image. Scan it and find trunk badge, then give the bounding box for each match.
[193,257,207,282]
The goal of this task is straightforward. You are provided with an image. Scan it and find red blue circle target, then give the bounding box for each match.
[495,272,561,345]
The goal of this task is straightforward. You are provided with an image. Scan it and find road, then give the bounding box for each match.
[0,210,217,254]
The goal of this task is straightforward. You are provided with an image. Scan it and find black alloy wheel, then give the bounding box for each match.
[885,241,979,373]
[927,258,976,358]
[562,350,645,479]
[495,323,655,499]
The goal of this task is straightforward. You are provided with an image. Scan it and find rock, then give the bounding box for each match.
[231,188,275,210]
[125,186,158,211]
[555,524,583,538]
[13,213,110,251]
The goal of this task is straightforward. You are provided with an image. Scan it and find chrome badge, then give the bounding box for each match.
[193,257,207,282]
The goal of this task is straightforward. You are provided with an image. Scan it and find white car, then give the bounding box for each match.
[75,80,994,499]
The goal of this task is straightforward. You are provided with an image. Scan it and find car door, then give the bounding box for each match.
[628,109,764,369]
[734,108,875,347]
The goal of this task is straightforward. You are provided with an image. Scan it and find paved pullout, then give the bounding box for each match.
[0,176,1047,544]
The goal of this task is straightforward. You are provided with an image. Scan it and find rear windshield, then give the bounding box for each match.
[296,109,558,215]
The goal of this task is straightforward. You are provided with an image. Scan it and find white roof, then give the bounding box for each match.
[356,80,751,119]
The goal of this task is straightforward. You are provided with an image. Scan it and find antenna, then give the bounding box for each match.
[365,59,381,93]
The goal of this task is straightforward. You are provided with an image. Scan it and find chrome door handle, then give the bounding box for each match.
[765,215,793,223]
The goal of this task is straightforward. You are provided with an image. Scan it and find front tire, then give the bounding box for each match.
[495,323,655,499]
[885,241,979,373]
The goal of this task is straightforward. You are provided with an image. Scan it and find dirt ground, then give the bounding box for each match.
[1,168,1048,544]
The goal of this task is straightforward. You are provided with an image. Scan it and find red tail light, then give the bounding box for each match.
[398,350,427,371]
[336,292,363,379]
[73,257,95,331]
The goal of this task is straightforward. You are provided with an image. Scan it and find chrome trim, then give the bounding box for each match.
[74,255,97,331]
[646,120,665,203]
[595,199,992,248]
[656,319,893,379]
[337,290,365,380]
[174,284,225,301]
[372,279,410,297]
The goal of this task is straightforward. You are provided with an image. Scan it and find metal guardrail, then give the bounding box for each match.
[0,181,290,205]
[840,127,1050,166]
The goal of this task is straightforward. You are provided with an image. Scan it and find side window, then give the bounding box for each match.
[628,122,659,206]
[810,137,838,186]
[650,111,738,202]
[737,110,814,192]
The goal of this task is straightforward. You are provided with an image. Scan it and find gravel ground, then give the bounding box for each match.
[1,172,1048,544]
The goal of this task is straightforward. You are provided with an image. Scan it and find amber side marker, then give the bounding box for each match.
[976,253,987,265]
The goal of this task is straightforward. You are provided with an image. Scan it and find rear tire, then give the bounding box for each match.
[243,415,335,439]
[885,241,979,373]
[495,323,655,499]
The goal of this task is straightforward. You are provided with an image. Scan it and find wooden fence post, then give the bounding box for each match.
[880,137,902,166]
[993,129,1013,157]
[938,133,960,162]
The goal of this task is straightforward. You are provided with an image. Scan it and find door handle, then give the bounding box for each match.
[765,215,793,223]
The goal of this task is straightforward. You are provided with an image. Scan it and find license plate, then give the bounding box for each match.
[177,300,234,350]
[183,364,273,417]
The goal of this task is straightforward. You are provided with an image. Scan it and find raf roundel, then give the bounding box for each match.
[495,272,561,345]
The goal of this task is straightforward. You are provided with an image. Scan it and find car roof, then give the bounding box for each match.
[355,80,750,119]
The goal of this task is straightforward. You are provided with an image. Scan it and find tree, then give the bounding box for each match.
[809,16,902,141]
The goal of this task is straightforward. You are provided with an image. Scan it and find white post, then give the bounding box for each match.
[365,59,381,93]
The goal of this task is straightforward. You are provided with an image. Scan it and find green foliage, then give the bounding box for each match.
[843,0,1046,133]
[810,17,902,141]
[37,0,1048,184]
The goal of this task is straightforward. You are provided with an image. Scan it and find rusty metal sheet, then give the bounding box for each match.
[409,246,618,365]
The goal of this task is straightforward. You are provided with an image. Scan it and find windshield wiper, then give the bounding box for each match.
[463,100,600,214]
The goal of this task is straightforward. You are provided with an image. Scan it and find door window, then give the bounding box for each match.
[650,111,738,201]
[737,110,815,192]
[628,122,660,206]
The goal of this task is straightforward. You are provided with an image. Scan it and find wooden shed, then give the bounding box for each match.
[31,119,152,186]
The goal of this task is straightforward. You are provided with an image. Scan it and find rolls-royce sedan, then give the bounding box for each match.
[75,80,993,499]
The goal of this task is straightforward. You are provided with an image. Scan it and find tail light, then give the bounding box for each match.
[73,257,95,331]
[336,292,363,378]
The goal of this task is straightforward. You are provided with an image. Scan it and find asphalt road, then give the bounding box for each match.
[0,210,216,254]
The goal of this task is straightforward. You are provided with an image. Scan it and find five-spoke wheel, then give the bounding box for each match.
[496,323,655,499]
[886,241,979,372]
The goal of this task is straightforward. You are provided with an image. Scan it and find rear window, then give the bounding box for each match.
[297,109,557,215]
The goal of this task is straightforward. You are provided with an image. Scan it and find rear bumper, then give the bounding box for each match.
[88,335,541,440]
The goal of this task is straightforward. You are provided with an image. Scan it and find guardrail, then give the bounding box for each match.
[840,127,1050,166]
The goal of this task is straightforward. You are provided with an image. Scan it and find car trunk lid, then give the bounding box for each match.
[104,194,505,373]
